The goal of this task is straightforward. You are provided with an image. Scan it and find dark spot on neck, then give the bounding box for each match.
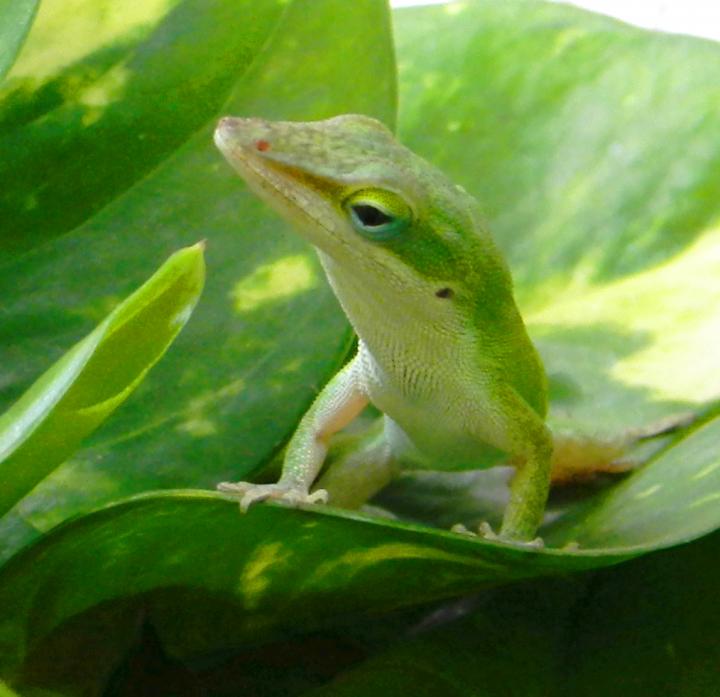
[255,139,271,152]
[435,287,453,299]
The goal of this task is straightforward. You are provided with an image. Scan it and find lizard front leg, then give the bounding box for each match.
[495,387,553,542]
[218,354,368,511]
[454,386,553,545]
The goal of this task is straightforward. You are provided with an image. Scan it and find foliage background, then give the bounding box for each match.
[0,0,719,694]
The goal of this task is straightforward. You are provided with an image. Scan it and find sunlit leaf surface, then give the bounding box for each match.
[0,0,38,81]
[396,0,720,434]
[390,0,720,546]
[0,244,205,521]
[0,0,395,556]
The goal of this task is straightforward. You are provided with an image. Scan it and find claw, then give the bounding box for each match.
[477,521,499,541]
[306,488,329,504]
[450,523,473,536]
[562,540,581,552]
[239,487,272,513]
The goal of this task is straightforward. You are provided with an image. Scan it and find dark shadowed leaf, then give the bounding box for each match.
[302,532,720,696]
[566,530,720,696]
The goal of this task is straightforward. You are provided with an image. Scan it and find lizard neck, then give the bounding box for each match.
[316,250,473,398]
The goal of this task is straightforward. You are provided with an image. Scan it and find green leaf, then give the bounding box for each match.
[0,0,395,554]
[0,493,617,679]
[305,532,720,696]
[4,2,720,689]
[0,681,19,697]
[396,0,720,434]
[7,507,717,693]
[0,0,286,255]
[303,581,577,697]
[0,0,38,81]
[566,530,720,695]
[0,244,205,520]
[9,600,143,697]
[391,0,720,545]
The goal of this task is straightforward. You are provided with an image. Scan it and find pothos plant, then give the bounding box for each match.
[0,0,718,694]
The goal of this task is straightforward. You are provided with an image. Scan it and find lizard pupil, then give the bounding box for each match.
[352,204,393,227]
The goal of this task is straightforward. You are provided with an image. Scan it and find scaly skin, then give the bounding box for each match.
[214,114,552,542]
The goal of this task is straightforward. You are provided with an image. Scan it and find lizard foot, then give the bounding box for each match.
[216,481,329,513]
[451,521,544,549]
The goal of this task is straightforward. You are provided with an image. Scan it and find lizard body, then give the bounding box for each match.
[214,114,552,541]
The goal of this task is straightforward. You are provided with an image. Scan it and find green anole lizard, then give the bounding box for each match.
[213,114,624,543]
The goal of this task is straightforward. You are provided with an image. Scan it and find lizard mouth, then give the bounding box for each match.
[214,117,350,254]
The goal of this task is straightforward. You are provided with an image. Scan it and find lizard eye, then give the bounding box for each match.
[345,189,410,240]
[351,204,393,228]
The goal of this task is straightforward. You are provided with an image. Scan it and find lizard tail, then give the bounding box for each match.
[548,412,696,487]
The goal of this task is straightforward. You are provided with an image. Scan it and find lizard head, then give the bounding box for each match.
[214,114,511,316]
